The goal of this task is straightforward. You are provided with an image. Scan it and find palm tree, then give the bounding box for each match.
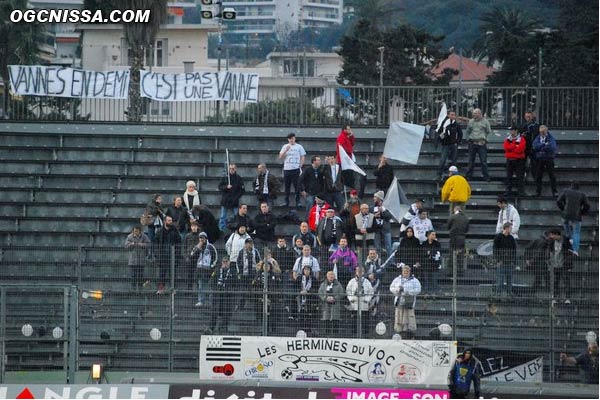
[121,0,168,122]
[474,6,541,66]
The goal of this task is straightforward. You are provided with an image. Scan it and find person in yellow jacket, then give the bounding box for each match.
[441,166,471,215]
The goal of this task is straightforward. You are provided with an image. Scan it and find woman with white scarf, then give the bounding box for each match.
[183,181,201,210]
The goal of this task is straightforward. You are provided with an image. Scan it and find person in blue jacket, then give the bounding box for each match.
[532,125,557,197]
[448,348,481,399]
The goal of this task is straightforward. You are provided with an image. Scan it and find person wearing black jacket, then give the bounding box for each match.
[448,349,481,399]
[190,205,220,244]
[547,228,574,303]
[210,256,235,333]
[317,208,343,249]
[519,111,540,180]
[166,196,188,238]
[183,221,201,290]
[218,163,245,232]
[154,215,182,294]
[493,222,517,296]
[253,202,277,250]
[396,227,421,270]
[437,110,463,181]
[447,206,469,276]
[557,182,590,254]
[226,203,254,235]
[300,156,325,219]
[420,231,442,293]
[373,155,394,192]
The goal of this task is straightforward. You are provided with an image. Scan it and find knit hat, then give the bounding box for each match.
[373,191,385,201]
[198,232,208,239]
[245,238,254,244]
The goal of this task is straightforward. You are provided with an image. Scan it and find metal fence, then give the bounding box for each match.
[1,86,598,128]
[0,245,597,384]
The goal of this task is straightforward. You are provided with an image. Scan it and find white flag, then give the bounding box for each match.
[338,145,366,176]
[436,102,451,135]
[383,121,425,165]
[382,177,410,223]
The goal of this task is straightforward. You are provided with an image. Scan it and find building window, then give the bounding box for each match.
[142,99,170,116]
[283,59,315,77]
[120,38,168,67]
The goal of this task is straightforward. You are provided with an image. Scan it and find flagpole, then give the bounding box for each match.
[225,148,231,186]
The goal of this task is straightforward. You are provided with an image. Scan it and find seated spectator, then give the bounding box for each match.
[560,343,599,384]
[408,209,434,243]
[420,230,442,293]
[237,238,262,310]
[191,232,218,307]
[354,203,376,255]
[166,196,188,238]
[493,222,517,296]
[226,204,254,235]
[218,164,245,232]
[396,227,421,270]
[317,208,343,250]
[254,163,280,207]
[328,238,358,285]
[253,202,277,251]
[225,225,251,269]
[190,205,220,243]
[292,245,321,281]
[183,221,201,290]
[124,225,150,290]
[183,180,201,209]
[390,265,421,339]
[364,248,384,279]
[145,193,165,242]
[293,222,318,249]
[346,266,374,337]
[295,265,318,333]
[318,271,345,337]
[308,194,331,232]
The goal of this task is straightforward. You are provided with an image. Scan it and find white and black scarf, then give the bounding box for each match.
[301,275,312,305]
[255,170,270,195]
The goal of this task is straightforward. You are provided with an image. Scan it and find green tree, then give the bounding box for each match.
[345,0,404,30]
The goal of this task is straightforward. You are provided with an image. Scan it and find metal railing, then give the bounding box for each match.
[0,245,597,384]
[1,86,598,128]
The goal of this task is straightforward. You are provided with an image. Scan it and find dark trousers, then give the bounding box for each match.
[535,159,557,193]
[439,144,458,176]
[130,264,145,289]
[211,292,231,331]
[554,268,571,299]
[325,191,345,212]
[341,169,354,188]
[283,168,301,206]
[506,159,525,192]
[466,143,489,179]
[323,319,340,338]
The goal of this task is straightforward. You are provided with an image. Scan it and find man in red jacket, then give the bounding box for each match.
[503,126,527,196]
[336,124,356,188]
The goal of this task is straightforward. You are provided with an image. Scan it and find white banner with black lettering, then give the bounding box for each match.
[199,336,457,385]
[8,65,130,99]
[140,70,259,102]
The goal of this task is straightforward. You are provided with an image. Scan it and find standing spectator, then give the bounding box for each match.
[355,203,376,258]
[191,232,218,307]
[145,194,165,243]
[322,156,345,211]
[390,265,422,339]
[226,225,251,269]
[519,111,540,181]
[547,228,574,303]
[493,222,517,296]
[125,225,150,290]
[400,199,425,233]
[301,156,325,219]
[318,271,345,338]
[218,164,245,232]
[346,266,374,338]
[336,124,356,188]
[292,238,305,257]
[253,202,277,251]
[396,227,421,270]
[190,205,220,244]
[254,163,280,207]
[210,256,234,333]
[183,221,201,290]
[364,248,384,279]
[154,215,181,294]
[226,204,254,234]
[253,254,282,330]
[560,343,599,384]
[495,196,521,239]
[293,222,318,249]
[292,245,321,281]
[166,196,187,238]
[329,237,358,285]
[372,190,394,257]
[295,265,318,333]
[436,110,463,181]
[420,230,442,293]
[236,238,262,310]
[408,209,434,244]
[532,125,557,196]
[340,189,361,247]
[308,194,331,233]
[503,126,527,196]
[441,166,471,215]
[448,349,481,399]
[317,208,343,250]
[278,133,306,208]
[447,206,469,275]
[557,182,590,254]
[183,180,201,210]
[272,237,295,278]
[374,155,394,192]
[465,108,492,181]
[525,232,551,292]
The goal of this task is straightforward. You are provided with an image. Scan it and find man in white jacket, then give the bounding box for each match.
[408,210,434,243]
[495,196,520,239]
[225,224,251,272]
[390,264,422,339]
[346,266,374,338]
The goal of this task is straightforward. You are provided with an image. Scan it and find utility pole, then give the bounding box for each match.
[378,46,385,126]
